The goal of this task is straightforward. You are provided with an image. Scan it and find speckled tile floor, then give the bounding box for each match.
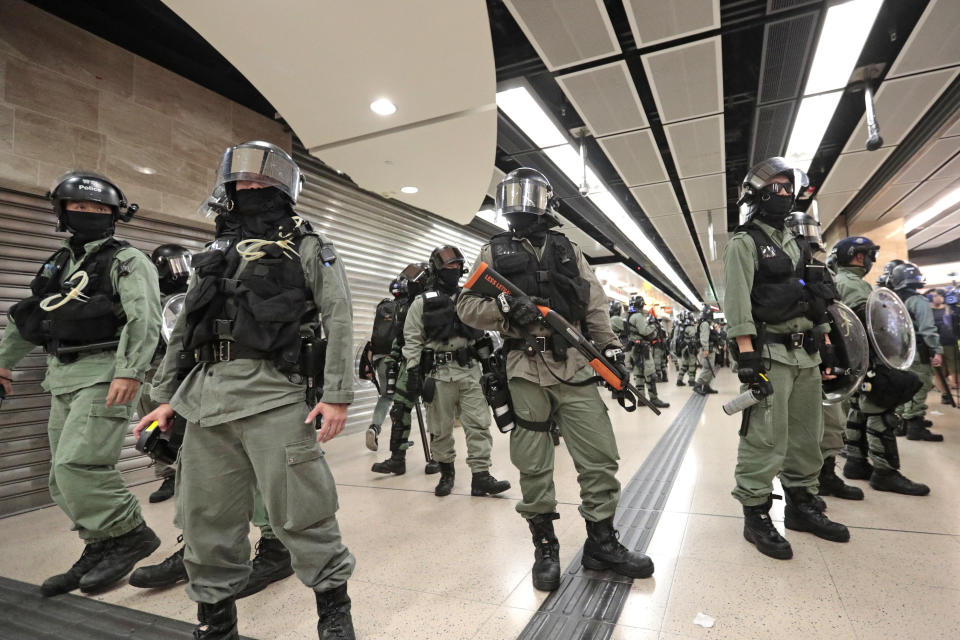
[1,368,958,639]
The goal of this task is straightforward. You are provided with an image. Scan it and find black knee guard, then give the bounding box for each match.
[866,414,901,469]
[388,402,413,452]
[842,420,868,457]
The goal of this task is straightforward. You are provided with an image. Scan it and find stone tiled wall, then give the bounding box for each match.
[0,0,291,223]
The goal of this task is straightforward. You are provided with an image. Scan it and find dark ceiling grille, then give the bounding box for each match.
[750,102,795,164]
[766,0,819,14]
[757,12,819,104]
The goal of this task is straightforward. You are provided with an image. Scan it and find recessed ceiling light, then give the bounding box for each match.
[135,166,156,175]
[401,186,418,194]
[370,98,397,116]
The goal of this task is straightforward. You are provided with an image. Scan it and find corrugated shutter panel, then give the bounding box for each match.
[0,155,490,517]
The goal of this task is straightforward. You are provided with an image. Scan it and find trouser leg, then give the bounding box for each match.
[49,383,144,542]
[425,378,458,464]
[370,358,393,428]
[779,366,824,492]
[458,378,493,473]
[901,362,933,419]
[695,352,714,386]
[843,399,869,459]
[508,377,557,519]
[733,361,794,506]
[251,485,276,539]
[859,396,899,471]
[820,401,845,460]
[643,355,659,399]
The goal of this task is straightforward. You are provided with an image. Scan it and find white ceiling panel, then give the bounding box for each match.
[558,224,615,258]
[922,224,960,249]
[906,207,960,249]
[691,209,725,238]
[649,213,689,239]
[883,176,957,220]
[858,181,919,221]
[681,173,726,210]
[664,114,725,178]
[623,0,720,47]
[642,37,723,123]
[929,149,960,181]
[630,182,682,217]
[816,190,857,228]
[502,0,620,71]
[943,118,960,138]
[887,0,960,79]
[843,68,960,152]
[557,61,648,137]
[487,166,506,199]
[893,137,960,184]
[818,147,895,195]
[597,129,670,187]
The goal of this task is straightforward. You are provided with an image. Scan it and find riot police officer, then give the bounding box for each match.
[890,263,944,441]
[0,171,162,595]
[136,141,357,639]
[609,299,625,338]
[364,275,408,452]
[458,168,653,592]
[677,311,699,386]
[832,238,929,495]
[692,304,718,395]
[624,295,669,408]
[723,157,849,560]
[402,246,510,497]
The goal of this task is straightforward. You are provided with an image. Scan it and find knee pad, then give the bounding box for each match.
[866,425,900,469]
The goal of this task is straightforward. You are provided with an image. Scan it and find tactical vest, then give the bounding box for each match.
[370,297,408,356]
[739,223,835,325]
[421,289,482,342]
[490,231,590,328]
[10,239,129,349]
[181,220,317,372]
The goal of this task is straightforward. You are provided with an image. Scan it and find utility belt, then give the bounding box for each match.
[47,339,120,364]
[503,335,569,361]
[193,340,273,364]
[422,346,475,370]
[759,329,818,354]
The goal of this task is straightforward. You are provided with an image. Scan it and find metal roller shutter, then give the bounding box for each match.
[0,153,490,517]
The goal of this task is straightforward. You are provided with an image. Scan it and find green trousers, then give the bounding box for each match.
[178,401,354,604]
[900,361,933,420]
[425,377,492,472]
[631,346,661,399]
[733,361,823,506]
[370,357,393,428]
[820,400,847,460]
[844,395,898,471]
[507,368,620,521]
[679,350,698,383]
[695,351,714,386]
[48,382,144,542]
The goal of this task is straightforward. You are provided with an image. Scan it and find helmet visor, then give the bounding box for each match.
[165,254,193,279]
[496,177,551,216]
[215,143,303,203]
[400,263,428,282]
[433,247,464,269]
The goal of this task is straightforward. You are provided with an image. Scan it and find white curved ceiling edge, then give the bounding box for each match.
[162,0,497,225]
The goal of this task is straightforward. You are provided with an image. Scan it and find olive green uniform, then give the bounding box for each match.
[151,234,354,604]
[402,294,492,472]
[457,239,623,521]
[609,315,624,338]
[679,324,699,383]
[625,312,662,402]
[137,292,179,481]
[899,294,942,420]
[820,400,847,460]
[723,221,826,506]
[0,237,160,542]
[694,319,715,387]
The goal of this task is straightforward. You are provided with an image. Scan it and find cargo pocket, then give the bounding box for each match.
[283,439,339,531]
[77,404,132,466]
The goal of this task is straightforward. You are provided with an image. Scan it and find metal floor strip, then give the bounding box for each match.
[517,393,708,640]
[0,576,257,640]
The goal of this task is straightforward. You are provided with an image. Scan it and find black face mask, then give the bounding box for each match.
[231,187,292,237]
[758,193,794,217]
[64,211,115,243]
[436,269,461,293]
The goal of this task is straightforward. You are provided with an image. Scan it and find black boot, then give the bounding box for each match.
[435,462,455,497]
[149,475,176,503]
[582,517,654,579]
[194,599,238,640]
[424,459,440,474]
[650,396,670,408]
[40,542,106,597]
[742,499,792,560]
[79,522,161,592]
[842,456,874,480]
[237,537,295,598]
[676,379,685,387]
[783,487,850,543]
[471,471,510,496]
[692,383,707,396]
[869,468,930,496]
[818,456,864,500]
[527,513,561,591]
[316,584,356,640]
[893,417,906,437]
[371,451,406,475]
[364,424,380,452]
[702,384,718,394]
[129,541,187,588]
[906,418,944,442]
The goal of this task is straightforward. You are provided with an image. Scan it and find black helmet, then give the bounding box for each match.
[398,262,430,298]
[495,167,560,229]
[785,211,823,251]
[609,299,623,317]
[429,245,465,275]
[833,236,880,273]
[48,170,138,231]
[876,259,905,288]
[737,157,797,223]
[389,277,403,298]
[151,244,193,294]
[700,304,713,320]
[628,295,644,313]
[889,263,925,291]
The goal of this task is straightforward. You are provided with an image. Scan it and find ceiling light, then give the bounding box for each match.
[400,186,418,194]
[803,0,882,95]
[904,186,960,232]
[370,98,397,116]
[476,209,509,230]
[784,91,844,172]
[496,86,567,149]
[135,166,156,175]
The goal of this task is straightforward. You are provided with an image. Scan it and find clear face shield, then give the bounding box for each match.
[164,253,192,279]
[198,141,303,217]
[496,175,552,217]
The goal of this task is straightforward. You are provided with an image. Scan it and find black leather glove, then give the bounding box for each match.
[603,345,630,389]
[819,342,839,374]
[497,293,542,327]
[405,366,422,398]
[737,350,765,385]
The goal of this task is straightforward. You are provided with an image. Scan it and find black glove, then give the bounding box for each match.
[819,342,839,374]
[737,350,765,385]
[604,345,630,389]
[497,293,542,327]
[405,366,422,398]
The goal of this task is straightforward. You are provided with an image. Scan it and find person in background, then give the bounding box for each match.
[929,289,958,405]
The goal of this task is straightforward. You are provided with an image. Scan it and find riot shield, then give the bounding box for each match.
[160,293,186,344]
[822,301,870,404]
[865,288,916,370]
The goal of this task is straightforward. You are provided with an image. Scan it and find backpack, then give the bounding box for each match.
[370,298,403,356]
